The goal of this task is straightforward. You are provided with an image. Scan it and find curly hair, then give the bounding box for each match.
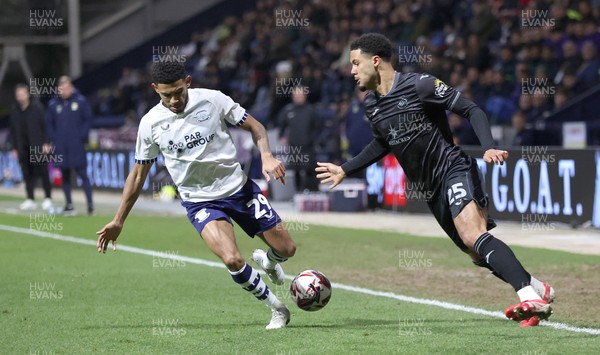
[350,33,393,62]
[151,61,186,84]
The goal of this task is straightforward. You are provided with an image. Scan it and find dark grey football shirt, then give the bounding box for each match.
[342,72,494,195]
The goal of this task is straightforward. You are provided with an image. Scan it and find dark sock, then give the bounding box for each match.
[62,168,72,205]
[77,166,93,206]
[474,232,530,291]
[472,258,507,283]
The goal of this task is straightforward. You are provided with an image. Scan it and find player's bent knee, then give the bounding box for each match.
[221,253,245,271]
[459,234,480,251]
[282,242,296,258]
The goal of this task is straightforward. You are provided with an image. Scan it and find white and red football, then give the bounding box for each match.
[290,270,332,311]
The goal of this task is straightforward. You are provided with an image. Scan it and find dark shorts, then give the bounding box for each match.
[182,179,282,238]
[427,155,496,252]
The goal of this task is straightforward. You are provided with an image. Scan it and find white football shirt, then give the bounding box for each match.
[135,88,248,202]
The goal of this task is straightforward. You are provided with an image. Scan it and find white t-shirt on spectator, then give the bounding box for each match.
[135,88,248,202]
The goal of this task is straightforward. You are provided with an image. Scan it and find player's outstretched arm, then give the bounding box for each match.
[447,95,509,165]
[240,114,286,184]
[96,162,152,253]
[320,138,389,189]
[415,75,509,165]
[316,162,346,189]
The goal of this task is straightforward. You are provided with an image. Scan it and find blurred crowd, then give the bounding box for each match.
[88,0,600,158]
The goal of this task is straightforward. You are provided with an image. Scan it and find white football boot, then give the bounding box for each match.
[531,280,555,303]
[252,249,285,285]
[266,302,290,330]
[41,198,53,211]
[20,199,37,210]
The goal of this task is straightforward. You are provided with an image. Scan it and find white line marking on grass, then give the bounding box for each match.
[2,224,599,335]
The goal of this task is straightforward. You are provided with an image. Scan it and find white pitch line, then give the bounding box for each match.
[1,224,599,336]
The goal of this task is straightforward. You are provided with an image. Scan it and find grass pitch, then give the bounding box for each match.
[1,205,599,354]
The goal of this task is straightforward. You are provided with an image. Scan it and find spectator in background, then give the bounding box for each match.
[344,88,372,159]
[512,111,535,146]
[277,86,320,192]
[496,46,516,84]
[540,45,560,80]
[530,93,553,120]
[315,101,343,165]
[476,68,494,103]
[468,0,498,44]
[561,69,579,96]
[583,19,600,50]
[269,60,295,127]
[46,76,94,216]
[518,94,534,120]
[448,112,480,146]
[555,40,582,84]
[524,43,543,69]
[465,33,492,72]
[490,67,512,97]
[575,41,600,91]
[9,84,53,211]
[553,86,570,111]
[509,61,531,104]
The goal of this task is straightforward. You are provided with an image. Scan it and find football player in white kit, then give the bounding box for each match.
[97,61,296,329]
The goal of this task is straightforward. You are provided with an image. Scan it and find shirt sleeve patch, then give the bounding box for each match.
[235,111,248,127]
[135,157,157,165]
[434,79,449,97]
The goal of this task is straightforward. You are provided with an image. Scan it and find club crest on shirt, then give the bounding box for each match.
[192,110,210,122]
[434,79,449,97]
[397,96,408,109]
[71,102,79,111]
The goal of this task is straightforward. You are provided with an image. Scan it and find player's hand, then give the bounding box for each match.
[262,155,286,185]
[42,143,52,155]
[96,221,122,253]
[316,162,346,189]
[279,137,288,147]
[483,149,509,165]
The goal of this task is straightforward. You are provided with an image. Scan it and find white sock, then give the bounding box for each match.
[517,285,542,302]
[264,291,282,310]
[529,276,543,292]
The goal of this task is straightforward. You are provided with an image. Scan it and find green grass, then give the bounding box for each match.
[0,210,599,354]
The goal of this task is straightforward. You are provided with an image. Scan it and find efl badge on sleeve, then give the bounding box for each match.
[434,79,449,97]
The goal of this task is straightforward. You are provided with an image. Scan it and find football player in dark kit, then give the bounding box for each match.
[316,33,554,327]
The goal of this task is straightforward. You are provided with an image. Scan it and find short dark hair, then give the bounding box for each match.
[350,33,393,61]
[151,61,186,84]
[15,83,29,91]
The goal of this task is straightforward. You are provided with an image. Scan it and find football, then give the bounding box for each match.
[290,270,332,311]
